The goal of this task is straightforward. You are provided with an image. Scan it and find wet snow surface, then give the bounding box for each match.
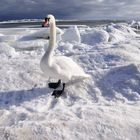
[0,23,140,140]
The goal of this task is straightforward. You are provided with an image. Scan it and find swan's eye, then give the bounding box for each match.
[45,17,50,22]
[47,18,50,21]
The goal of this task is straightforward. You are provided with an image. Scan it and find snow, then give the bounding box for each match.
[0,23,140,140]
[105,23,137,43]
[62,26,81,43]
[130,20,140,29]
[28,27,63,39]
[81,28,109,45]
[0,43,17,57]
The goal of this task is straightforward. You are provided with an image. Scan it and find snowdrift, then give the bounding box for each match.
[0,23,140,140]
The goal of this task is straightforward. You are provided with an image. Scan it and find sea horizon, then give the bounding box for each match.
[0,18,128,28]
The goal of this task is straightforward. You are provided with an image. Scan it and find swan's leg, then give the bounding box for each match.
[48,79,61,89]
[46,77,50,86]
[52,83,65,98]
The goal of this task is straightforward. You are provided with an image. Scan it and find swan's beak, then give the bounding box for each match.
[44,17,50,27]
[45,21,49,27]
[43,19,48,26]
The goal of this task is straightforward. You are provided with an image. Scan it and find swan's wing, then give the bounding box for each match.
[53,56,85,74]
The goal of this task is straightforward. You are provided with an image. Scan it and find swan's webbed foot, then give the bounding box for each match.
[52,83,65,98]
[48,79,61,89]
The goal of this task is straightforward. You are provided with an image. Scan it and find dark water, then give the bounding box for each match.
[0,20,126,28]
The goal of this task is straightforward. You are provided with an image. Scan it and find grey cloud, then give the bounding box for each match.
[0,0,140,20]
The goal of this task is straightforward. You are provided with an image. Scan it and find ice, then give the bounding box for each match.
[28,27,63,39]
[0,35,19,42]
[62,26,81,43]
[0,43,17,57]
[81,28,109,45]
[130,20,140,29]
[105,23,137,42]
[0,22,140,140]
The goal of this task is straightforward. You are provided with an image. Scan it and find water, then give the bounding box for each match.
[0,20,125,28]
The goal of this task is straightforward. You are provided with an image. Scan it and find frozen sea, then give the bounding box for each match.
[0,19,140,140]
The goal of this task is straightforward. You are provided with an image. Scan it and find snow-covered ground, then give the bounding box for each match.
[0,22,140,140]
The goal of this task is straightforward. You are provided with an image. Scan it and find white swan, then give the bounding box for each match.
[40,15,90,97]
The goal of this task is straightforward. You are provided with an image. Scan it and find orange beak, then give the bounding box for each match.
[43,20,49,27]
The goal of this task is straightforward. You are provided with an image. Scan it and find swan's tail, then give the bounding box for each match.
[66,74,91,87]
[82,74,91,80]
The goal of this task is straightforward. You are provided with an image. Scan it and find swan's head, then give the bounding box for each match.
[45,14,55,25]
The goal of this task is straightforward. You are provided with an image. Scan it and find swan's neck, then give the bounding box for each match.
[44,20,56,64]
[49,21,56,52]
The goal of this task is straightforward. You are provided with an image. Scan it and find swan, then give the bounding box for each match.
[40,14,90,97]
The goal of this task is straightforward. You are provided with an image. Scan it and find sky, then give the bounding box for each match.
[0,0,140,21]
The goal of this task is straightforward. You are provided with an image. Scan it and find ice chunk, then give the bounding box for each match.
[29,27,63,39]
[0,43,16,57]
[81,29,109,45]
[62,26,81,43]
[105,23,137,42]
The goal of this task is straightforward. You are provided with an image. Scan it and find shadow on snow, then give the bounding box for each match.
[0,87,50,109]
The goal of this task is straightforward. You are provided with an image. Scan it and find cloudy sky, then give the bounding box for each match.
[0,0,140,21]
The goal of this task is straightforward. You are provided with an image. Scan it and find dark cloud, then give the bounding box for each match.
[0,0,140,21]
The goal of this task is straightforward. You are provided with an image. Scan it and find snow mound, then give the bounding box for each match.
[57,42,74,54]
[81,28,109,45]
[13,40,46,51]
[97,63,140,102]
[0,43,16,57]
[105,23,137,42]
[0,35,19,42]
[130,20,140,29]
[62,26,81,43]
[28,27,63,39]
[19,27,63,43]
